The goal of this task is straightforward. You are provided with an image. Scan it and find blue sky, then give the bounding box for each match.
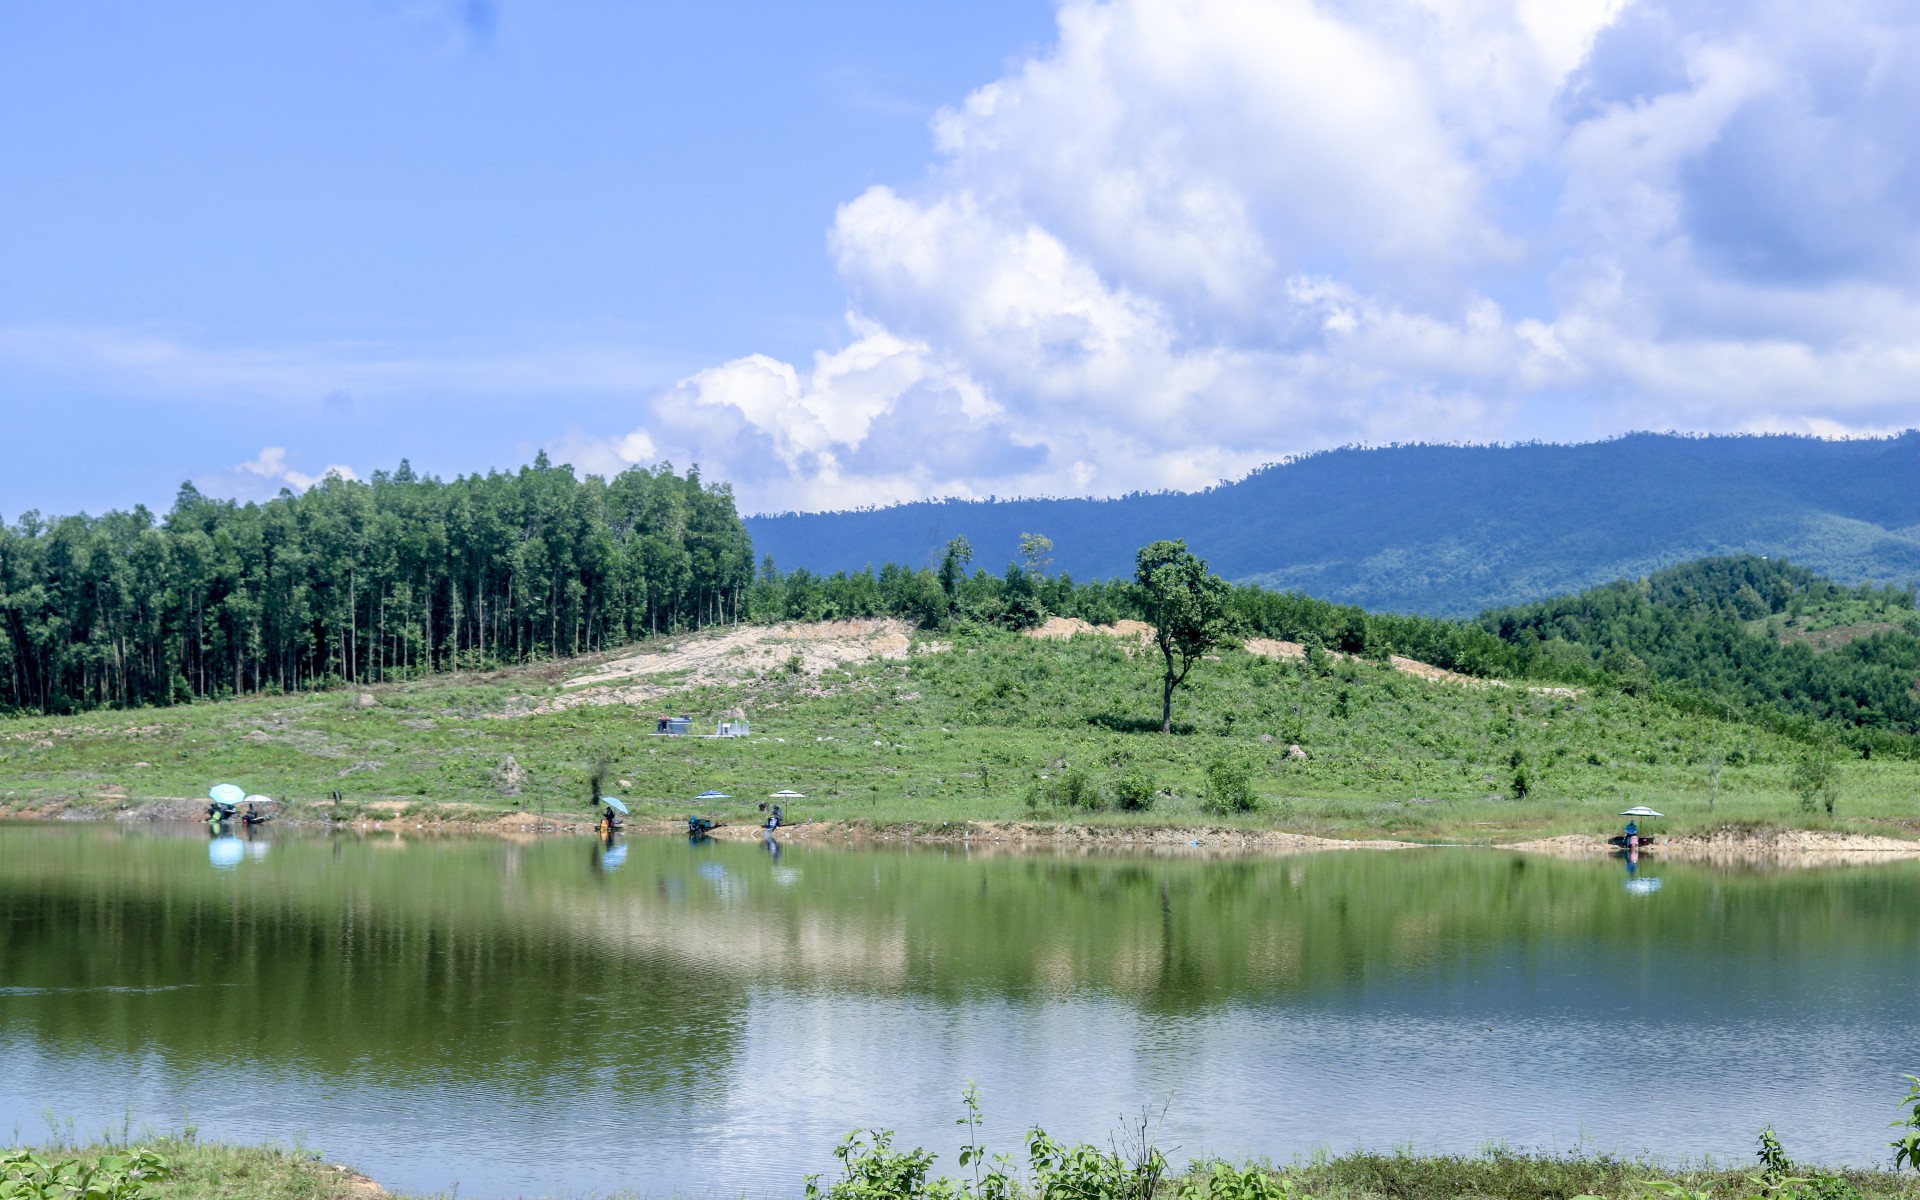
[3,0,1915,518]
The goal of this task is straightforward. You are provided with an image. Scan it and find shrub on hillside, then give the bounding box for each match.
[1111,768,1157,812]
[1028,767,1106,812]
[1200,755,1260,815]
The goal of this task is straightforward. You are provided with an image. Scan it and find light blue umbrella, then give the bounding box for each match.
[209,783,244,806]
[694,790,731,800]
[599,796,630,815]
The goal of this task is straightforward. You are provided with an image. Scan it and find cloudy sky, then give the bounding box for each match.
[3,0,1915,518]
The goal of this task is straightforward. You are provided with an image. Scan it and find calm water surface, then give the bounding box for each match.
[1,823,1915,1197]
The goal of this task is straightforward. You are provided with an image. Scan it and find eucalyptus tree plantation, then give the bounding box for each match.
[0,456,752,714]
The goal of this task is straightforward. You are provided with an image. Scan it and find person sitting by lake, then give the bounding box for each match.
[1624,818,1639,848]
[766,804,783,833]
[601,805,623,836]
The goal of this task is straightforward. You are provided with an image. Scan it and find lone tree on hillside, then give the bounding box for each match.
[938,535,974,612]
[1018,532,1054,576]
[1135,539,1233,733]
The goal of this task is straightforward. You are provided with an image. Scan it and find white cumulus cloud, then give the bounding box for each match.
[564,0,1920,512]
[197,447,359,501]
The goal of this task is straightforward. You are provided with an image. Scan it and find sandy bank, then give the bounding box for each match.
[656,816,1416,854]
[1507,827,1920,867]
[10,798,1917,866]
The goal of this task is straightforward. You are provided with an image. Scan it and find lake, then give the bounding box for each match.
[1,822,1914,1197]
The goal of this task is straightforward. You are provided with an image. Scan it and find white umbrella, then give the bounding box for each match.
[244,795,276,805]
[1619,807,1664,818]
[770,789,805,799]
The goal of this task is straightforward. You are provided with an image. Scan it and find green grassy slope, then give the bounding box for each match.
[3,622,1911,842]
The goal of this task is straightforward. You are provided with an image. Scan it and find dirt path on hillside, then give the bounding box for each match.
[1025,619,1568,692]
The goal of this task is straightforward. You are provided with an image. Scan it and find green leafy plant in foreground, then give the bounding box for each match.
[1752,1128,1807,1199]
[0,1147,171,1200]
[1638,1124,1875,1200]
[808,1090,1286,1200]
[1177,1160,1297,1200]
[1892,1075,1920,1175]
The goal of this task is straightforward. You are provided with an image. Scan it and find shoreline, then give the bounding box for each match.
[8,1134,1920,1200]
[7,795,1918,863]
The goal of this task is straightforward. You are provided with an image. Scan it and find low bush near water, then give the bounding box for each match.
[0,1148,170,1200]
[803,1082,1920,1200]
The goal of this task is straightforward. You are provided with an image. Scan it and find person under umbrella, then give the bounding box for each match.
[599,796,629,837]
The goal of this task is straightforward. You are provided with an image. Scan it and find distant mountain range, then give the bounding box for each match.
[745,432,1920,616]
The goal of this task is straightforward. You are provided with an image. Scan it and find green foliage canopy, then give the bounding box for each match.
[1136,539,1234,734]
[0,457,752,713]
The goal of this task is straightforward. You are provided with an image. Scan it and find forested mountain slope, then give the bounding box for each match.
[745,433,1920,615]
[1479,556,1920,736]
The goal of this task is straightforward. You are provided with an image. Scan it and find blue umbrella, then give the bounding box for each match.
[599,796,630,815]
[209,783,245,806]
[694,790,731,800]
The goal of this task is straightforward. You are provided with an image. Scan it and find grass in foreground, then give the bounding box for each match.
[2,1135,391,1199]
[2,623,1913,844]
[8,1136,1919,1200]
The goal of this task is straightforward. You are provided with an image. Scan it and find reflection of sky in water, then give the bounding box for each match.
[6,972,1905,1199]
[1,828,1916,1199]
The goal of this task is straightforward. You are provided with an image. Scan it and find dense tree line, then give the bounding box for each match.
[0,457,753,713]
[1479,556,1920,735]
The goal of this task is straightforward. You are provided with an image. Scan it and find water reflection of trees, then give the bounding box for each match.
[0,828,751,1095]
[2,828,1917,1070]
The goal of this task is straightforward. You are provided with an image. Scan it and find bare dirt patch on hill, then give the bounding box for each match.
[498,619,931,717]
[1777,621,1904,653]
[1026,616,1154,648]
[1240,636,1530,689]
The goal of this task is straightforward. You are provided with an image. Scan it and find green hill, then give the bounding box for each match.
[1479,556,1920,737]
[744,432,1920,615]
[2,612,1913,842]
